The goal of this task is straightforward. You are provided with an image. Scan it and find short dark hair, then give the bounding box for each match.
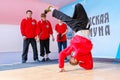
[41,13,46,17]
[69,58,78,66]
[26,10,33,14]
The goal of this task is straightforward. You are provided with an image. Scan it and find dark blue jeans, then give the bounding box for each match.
[58,41,67,53]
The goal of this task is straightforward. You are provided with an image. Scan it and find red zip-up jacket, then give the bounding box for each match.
[20,18,37,38]
[55,23,67,42]
[59,35,93,68]
[37,20,53,40]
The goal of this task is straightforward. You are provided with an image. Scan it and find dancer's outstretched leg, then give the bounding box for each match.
[44,5,88,32]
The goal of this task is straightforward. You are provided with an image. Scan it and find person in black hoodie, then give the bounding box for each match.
[44,3,93,72]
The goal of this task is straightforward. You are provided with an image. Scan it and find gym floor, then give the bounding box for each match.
[0,52,120,80]
[0,61,120,80]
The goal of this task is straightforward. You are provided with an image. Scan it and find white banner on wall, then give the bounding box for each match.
[60,0,120,59]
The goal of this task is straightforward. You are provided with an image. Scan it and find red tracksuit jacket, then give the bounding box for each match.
[20,18,37,38]
[37,20,53,40]
[59,35,93,70]
[55,23,67,42]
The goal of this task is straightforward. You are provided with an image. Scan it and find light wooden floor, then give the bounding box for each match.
[0,62,120,80]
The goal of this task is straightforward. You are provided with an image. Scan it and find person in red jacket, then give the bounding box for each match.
[55,20,68,60]
[37,13,54,62]
[59,31,93,72]
[20,10,40,63]
[44,3,93,72]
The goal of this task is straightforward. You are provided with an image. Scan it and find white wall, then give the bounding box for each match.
[0,24,23,52]
[0,24,70,59]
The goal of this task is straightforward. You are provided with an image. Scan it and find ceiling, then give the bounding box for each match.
[40,0,76,8]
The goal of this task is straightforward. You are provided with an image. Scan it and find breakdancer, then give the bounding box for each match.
[44,3,93,72]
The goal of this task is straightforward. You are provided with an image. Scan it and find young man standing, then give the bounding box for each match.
[37,13,54,62]
[55,20,68,60]
[20,10,40,63]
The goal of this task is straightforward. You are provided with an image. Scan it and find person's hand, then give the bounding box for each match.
[35,36,39,42]
[23,36,26,40]
[35,36,37,40]
[52,37,55,42]
[51,34,55,42]
[61,33,65,37]
[61,29,67,37]
[59,68,65,72]
[57,32,59,35]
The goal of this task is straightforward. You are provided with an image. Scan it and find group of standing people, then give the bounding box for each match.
[20,10,68,63]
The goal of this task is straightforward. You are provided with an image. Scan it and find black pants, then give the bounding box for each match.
[40,38,50,57]
[52,9,88,32]
[58,41,67,53]
[22,38,38,61]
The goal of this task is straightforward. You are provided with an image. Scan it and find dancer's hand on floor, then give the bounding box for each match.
[59,68,66,72]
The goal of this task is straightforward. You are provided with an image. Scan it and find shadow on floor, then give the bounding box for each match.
[0,60,61,71]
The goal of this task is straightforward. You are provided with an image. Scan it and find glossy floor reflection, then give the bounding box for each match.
[0,62,120,80]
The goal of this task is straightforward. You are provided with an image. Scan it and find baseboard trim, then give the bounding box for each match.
[93,58,120,63]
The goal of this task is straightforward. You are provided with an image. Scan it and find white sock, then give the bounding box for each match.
[50,7,55,12]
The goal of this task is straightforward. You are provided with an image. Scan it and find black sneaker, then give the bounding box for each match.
[41,58,45,62]
[46,58,51,61]
[22,60,26,63]
[35,59,40,63]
